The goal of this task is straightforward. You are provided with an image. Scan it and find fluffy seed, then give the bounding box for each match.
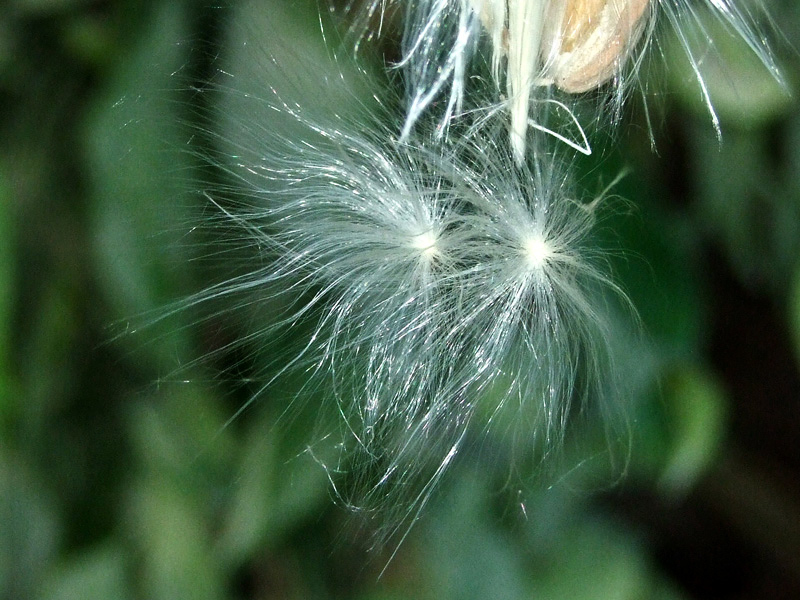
[185,45,630,533]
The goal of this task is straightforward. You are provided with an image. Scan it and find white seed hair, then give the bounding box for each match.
[340,0,784,160]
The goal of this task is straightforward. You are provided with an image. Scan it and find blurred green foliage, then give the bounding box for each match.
[2,0,799,599]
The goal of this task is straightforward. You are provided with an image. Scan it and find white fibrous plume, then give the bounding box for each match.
[341,0,783,162]
[183,17,630,537]
[203,123,621,544]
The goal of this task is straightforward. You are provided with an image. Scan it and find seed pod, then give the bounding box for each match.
[543,0,651,93]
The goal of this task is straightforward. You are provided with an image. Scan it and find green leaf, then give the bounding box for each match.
[658,367,727,497]
[410,473,527,600]
[126,382,236,505]
[610,172,705,354]
[690,124,800,292]
[83,0,196,370]
[126,478,225,600]
[38,545,130,600]
[0,452,61,600]
[0,163,14,428]
[530,517,650,600]
[215,411,330,568]
[663,8,790,128]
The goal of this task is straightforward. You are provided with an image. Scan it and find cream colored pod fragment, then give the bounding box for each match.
[541,0,650,93]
